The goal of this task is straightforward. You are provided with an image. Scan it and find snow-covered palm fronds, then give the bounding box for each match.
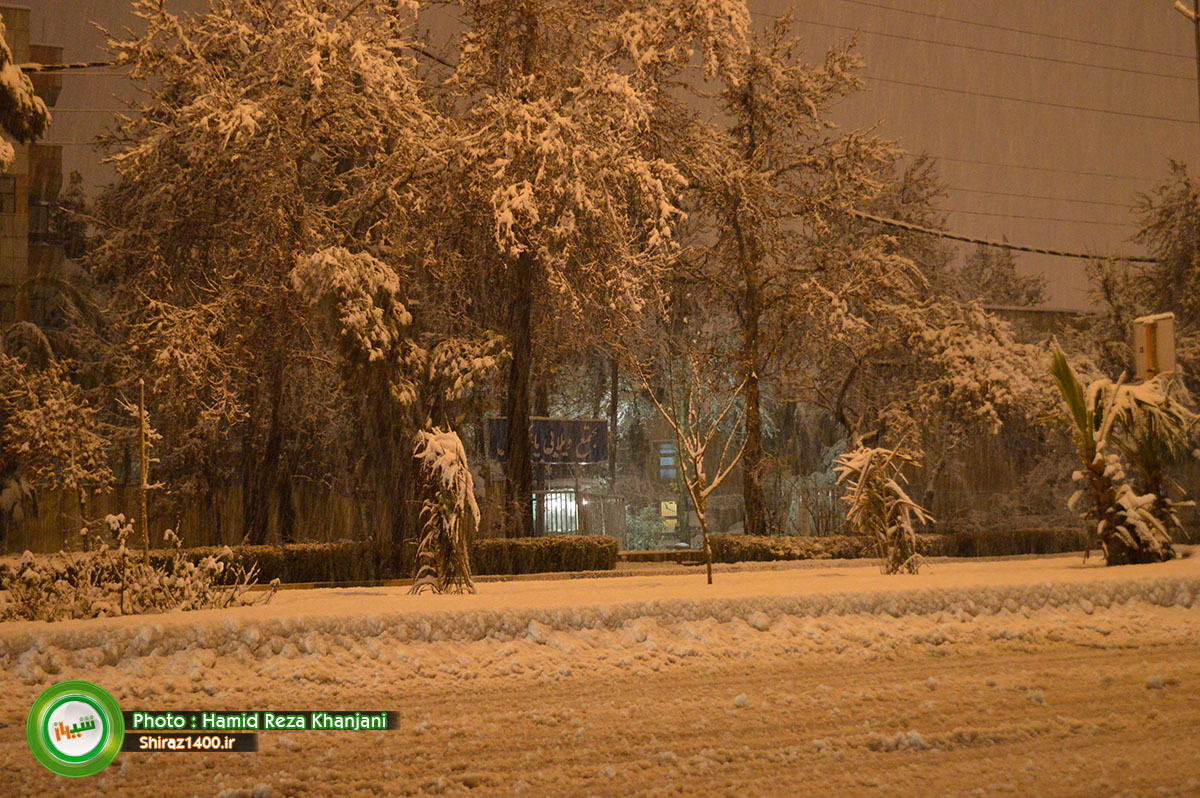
[410,428,477,595]
[1107,375,1197,538]
[835,445,933,574]
[1050,345,1184,565]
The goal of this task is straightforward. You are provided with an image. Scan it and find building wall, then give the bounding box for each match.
[0,6,63,323]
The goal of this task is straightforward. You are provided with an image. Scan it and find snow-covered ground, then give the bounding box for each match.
[2,552,1199,796]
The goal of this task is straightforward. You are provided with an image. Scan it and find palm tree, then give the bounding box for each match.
[1049,345,1189,565]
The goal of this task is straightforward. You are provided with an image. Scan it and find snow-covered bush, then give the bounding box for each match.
[625,505,668,551]
[410,429,477,595]
[471,536,619,575]
[1,515,274,622]
[835,445,933,574]
[1049,346,1186,565]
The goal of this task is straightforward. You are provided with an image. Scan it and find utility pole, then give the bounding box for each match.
[1174,0,1200,129]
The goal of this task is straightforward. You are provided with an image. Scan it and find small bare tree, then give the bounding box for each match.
[630,334,746,585]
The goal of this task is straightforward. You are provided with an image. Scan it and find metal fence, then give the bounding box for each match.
[532,490,626,543]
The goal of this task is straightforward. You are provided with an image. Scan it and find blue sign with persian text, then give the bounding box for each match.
[488,417,608,464]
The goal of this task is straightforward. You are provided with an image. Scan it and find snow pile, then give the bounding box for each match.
[1,566,1197,677]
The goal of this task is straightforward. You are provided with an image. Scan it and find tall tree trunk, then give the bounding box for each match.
[608,355,618,486]
[240,424,256,543]
[277,459,296,545]
[533,378,550,536]
[244,367,285,546]
[504,250,535,537]
[742,277,766,537]
[204,489,222,546]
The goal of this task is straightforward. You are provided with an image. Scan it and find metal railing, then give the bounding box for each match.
[532,490,626,543]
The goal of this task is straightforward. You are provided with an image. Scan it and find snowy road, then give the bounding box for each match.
[2,554,1200,796]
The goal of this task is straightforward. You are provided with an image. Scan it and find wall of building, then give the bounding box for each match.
[1,5,63,323]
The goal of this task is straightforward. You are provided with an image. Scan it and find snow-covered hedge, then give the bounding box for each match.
[940,527,1091,558]
[472,536,619,575]
[155,536,619,581]
[0,537,621,590]
[708,529,1094,564]
[152,542,387,586]
[708,534,945,564]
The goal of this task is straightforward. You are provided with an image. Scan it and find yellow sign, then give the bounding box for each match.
[661,501,676,518]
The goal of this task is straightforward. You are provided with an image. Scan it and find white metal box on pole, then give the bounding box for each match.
[1132,312,1176,380]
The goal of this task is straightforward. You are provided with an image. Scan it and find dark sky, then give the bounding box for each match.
[24,0,1200,309]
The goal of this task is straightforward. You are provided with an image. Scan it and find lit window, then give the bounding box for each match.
[657,442,677,481]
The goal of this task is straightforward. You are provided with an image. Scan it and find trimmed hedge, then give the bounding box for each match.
[137,535,619,584]
[147,542,386,585]
[472,535,619,575]
[708,528,1093,564]
[937,527,1090,558]
[708,534,904,563]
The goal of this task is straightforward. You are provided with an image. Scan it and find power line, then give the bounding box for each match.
[867,74,1199,125]
[937,155,1155,184]
[749,10,1192,83]
[947,186,1135,210]
[849,209,1155,261]
[838,0,1194,62]
[941,208,1133,228]
[16,61,123,72]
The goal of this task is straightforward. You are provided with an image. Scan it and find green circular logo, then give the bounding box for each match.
[27,681,123,777]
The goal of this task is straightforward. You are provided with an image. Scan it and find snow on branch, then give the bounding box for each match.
[0,14,51,170]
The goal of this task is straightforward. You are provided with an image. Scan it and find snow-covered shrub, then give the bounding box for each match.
[470,536,619,575]
[1,515,274,622]
[835,445,933,574]
[1050,346,1186,565]
[410,429,477,595]
[625,505,668,550]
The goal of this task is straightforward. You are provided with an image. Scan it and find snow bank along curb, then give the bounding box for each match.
[1,574,1196,669]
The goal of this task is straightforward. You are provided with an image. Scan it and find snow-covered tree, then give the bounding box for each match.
[0,12,50,170]
[955,245,1046,307]
[679,17,943,536]
[1086,162,1200,394]
[1050,345,1184,565]
[0,347,112,543]
[426,0,749,536]
[1110,375,1197,539]
[763,154,1051,519]
[90,0,444,544]
[291,244,503,554]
